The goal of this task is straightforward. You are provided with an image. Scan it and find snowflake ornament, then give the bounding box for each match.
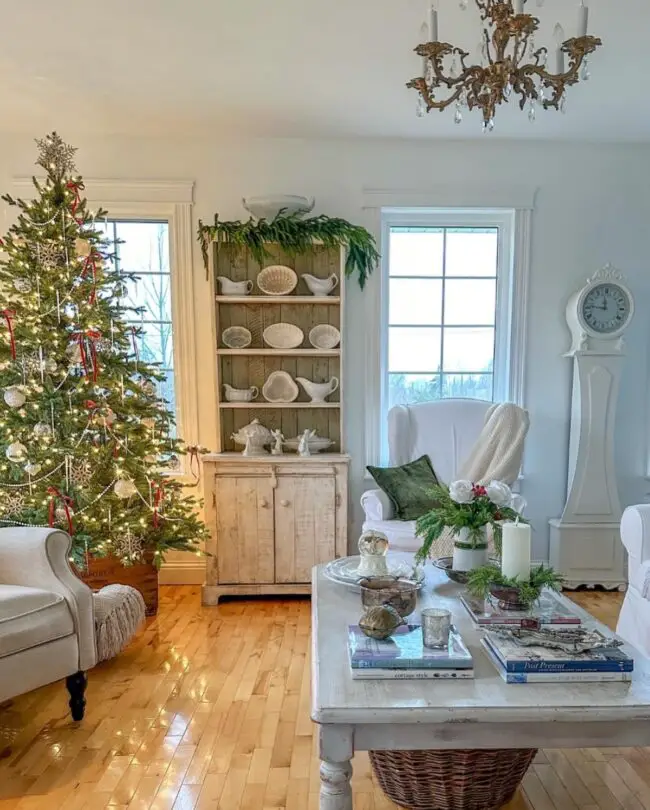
[35,132,77,177]
[70,460,93,487]
[0,490,25,517]
[35,242,67,269]
[113,528,143,564]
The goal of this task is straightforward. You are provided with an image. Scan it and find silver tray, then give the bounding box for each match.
[323,555,425,593]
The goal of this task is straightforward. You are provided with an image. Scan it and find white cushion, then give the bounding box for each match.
[0,584,74,659]
[360,489,394,522]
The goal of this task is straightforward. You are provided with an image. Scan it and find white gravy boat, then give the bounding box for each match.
[223,384,259,402]
[296,376,339,402]
[302,273,339,296]
[217,276,253,296]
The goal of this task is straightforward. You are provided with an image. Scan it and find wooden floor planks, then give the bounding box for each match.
[0,585,635,809]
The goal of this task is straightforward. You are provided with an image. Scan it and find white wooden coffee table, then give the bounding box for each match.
[311,556,650,810]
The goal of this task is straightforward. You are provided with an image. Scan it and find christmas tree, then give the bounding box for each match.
[0,133,207,567]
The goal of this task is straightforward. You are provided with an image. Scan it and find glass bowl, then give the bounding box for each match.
[359,577,418,618]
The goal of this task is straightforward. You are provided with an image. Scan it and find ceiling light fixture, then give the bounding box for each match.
[408,0,602,131]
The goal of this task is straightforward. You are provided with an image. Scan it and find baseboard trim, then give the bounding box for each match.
[159,560,206,585]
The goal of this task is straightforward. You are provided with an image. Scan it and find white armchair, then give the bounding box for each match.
[617,506,650,655]
[361,399,520,552]
[0,527,96,720]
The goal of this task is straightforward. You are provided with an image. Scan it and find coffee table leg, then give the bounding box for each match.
[319,726,353,810]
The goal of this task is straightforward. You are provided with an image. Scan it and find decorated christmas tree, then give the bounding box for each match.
[0,133,206,567]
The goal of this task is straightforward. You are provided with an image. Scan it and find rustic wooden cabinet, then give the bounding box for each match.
[202,454,349,604]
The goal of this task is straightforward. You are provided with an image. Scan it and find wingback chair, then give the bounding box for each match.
[0,527,96,720]
[361,398,525,553]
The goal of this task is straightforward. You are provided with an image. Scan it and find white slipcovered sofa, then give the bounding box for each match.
[0,527,97,720]
[361,399,498,553]
[617,505,650,655]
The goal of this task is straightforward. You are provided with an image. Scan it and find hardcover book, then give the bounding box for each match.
[461,590,582,626]
[352,668,474,681]
[483,629,634,674]
[348,624,473,670]
[480,639,632,684]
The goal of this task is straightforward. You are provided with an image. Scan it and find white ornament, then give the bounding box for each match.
[6,442,27,462]
[43,357,58,374]
[13,278,32,293]
[4,387,26,408]
[24,462,42,476]
[114,478,137,499]
[33,422,53,439]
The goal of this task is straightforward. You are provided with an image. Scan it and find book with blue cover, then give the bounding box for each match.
[348,624,473,670]
[483,628,634,674]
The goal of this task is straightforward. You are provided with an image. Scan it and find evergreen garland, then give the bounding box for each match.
[466,564,564,607]
[198,212,380,289]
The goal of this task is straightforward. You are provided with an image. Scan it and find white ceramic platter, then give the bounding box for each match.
[262,370,299,403]
[257,265,298,296]
[263,323,304,349]
[222,326,252,349]
[309,324,341,350]
[323,555,425,593]
[242,195,315,220]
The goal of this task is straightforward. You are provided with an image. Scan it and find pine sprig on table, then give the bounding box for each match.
[466,564,564,607]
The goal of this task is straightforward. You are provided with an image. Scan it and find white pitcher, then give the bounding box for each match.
[217,276,253,296]
[302,273,339,296]
[223,383,259,402]
[296,376,339,402]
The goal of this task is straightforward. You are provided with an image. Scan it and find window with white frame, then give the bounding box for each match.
[99,220,176,418]
[383,209,516,411]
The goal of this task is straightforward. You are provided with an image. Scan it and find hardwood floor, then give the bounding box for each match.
[0,586,635,810]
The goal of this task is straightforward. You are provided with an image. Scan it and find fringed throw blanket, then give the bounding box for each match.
[93,584,146,663]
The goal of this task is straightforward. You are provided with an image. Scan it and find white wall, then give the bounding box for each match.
[1,133,649,566]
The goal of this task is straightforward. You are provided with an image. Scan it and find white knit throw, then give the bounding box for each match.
[93,584,145,663]
[435,402,529,557]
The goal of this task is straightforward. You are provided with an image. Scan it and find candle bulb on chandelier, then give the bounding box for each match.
[429,3,438,41]
[578,1,589,37]
[554,23,566,73]
[515,0,524,14]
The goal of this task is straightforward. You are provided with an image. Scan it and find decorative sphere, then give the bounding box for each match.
[358,530,389,558]
[4,386,26,408]
[6,442,27,462]
[66,343,82,363]
[33,422,52,439]
[24,462,42,476]
[43,357,58,374]
[13,277,32,293]
[54,505,71,524]
[139,379,156,396]
[114,478,137,499]
[168,454,181,471]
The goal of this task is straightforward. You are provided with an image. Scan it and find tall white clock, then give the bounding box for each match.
[549,265,634,590]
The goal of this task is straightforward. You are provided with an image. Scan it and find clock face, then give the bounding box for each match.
[580,283,632,335]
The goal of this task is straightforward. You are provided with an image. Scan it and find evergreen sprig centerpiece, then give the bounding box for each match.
[467,564,564,610]
[198,212,380,289]
[415,480,526,572]
[0,132,207,568]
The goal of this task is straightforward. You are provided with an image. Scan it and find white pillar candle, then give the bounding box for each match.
[430,6,439,41]
[501,522,532,582]
[578,2,589,36]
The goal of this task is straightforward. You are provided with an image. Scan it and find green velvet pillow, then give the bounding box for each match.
[367,455,440,521]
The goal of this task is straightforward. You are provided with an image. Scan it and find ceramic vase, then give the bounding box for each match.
[452,527,489,572]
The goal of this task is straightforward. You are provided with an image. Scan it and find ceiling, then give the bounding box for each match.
[0,0,645,142]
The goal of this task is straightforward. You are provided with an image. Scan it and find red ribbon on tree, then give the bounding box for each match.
[82,252,99,305]
[152,481,165,528]
[1,309,16,360]
[83,399,98,410]
[72,330,101,382]
[47,486,75,534]
[66,180,85,225]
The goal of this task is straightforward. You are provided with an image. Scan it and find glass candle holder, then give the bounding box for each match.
[421,608,452,649]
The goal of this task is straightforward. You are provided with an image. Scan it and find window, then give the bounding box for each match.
[383,209,515,413]
[100,220,176,419]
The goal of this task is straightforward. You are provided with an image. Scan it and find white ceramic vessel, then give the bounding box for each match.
[231,419,272,456]
[302,273,339,296]
[283,433,333,453]
[222,326,252,349]
[262,371,299,403]
[257,265,298,296]
[217,277,253,296]
[296,376,339,402]
[309,324,341,350]
[223,383,259,403]
[242,195,315,220]
[263,323,304,349]
[451,527,489,572]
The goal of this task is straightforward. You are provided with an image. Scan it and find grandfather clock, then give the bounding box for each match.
[549,266,634,591]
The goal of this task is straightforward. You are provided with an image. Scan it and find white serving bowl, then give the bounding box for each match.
[262,371,299,403]
[309,324,341,350]
[263,323,304,350]
[242,195,315,220]
[222,326,252,349]
[257,265,298,296]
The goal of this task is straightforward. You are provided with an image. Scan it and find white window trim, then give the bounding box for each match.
[13,177,199,478]
[362,187,535,469]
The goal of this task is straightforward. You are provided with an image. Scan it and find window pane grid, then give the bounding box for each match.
[388,224,498,408]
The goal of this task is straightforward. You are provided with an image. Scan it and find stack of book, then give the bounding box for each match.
[482,628,634,684]
[348,624,474,680]
[461,591,582,627]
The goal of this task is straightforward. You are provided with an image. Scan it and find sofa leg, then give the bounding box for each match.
[66,671,87,721]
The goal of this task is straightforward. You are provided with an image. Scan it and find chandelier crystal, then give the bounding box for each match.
[408,0,602,131]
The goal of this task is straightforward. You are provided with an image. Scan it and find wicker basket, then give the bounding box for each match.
[369,747,537,810]
[76,553,159,616]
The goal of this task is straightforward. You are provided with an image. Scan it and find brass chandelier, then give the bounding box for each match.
[408,0,602,131]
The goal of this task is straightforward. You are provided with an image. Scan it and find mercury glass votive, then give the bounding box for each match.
[421,608,452,649]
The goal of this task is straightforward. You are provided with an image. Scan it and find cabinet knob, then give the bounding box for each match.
[260,497,269,508]
[280,499,290,507]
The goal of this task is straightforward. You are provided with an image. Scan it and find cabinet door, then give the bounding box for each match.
[274,475,336,583]
[215,476,274,585]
